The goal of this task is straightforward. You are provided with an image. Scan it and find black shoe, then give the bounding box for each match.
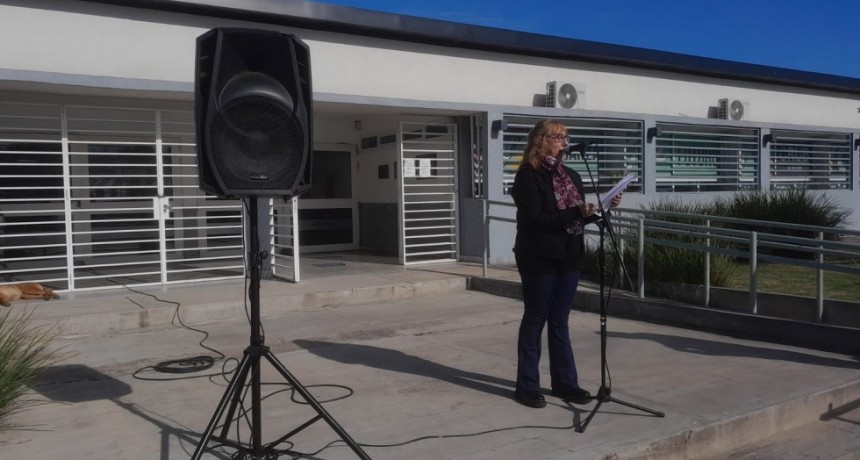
[551,387,592,405]
[514,391,546,408]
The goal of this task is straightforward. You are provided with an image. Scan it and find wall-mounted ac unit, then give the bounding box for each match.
[717,98,748,120]
[547,81,585,109]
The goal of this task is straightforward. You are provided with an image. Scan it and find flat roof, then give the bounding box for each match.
[84,0,860,96]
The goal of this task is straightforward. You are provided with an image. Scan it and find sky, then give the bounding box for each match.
[314,0,860,79]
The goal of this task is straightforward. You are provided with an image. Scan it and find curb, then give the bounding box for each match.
[616,380,860,460]
[38,277,469,337]
[467,277,860,356]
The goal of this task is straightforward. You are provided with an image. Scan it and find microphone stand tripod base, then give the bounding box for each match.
[574,199,664,434]
[578,385,665,433]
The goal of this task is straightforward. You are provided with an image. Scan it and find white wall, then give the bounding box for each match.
[2,2,858,130]
[0,3,204,83]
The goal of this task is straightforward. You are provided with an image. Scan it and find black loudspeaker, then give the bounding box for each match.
[195,28,312,198]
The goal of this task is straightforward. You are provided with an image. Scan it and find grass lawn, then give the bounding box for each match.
[723,262,860,303]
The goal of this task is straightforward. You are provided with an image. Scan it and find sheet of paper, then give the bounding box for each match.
[599,173,637,209]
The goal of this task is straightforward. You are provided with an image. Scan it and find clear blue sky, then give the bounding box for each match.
[315,0,860,79]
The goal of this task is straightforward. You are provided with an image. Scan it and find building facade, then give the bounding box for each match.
[1,0,858,291]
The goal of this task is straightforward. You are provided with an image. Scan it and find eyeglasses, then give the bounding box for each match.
[545,134,568,142]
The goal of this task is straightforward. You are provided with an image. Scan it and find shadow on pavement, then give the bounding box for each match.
[606,331,860,368]
[294,339,515,399]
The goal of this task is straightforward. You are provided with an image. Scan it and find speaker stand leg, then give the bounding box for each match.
[191,197,371,459]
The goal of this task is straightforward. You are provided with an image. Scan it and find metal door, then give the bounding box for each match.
[398,121,459,265]
[0,101,244,291]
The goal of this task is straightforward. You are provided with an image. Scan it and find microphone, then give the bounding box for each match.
[566,141,596,157]
[567,143,587,155]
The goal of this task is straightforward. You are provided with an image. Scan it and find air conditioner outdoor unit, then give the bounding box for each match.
[717,98,748,120]
[547,81,584,109]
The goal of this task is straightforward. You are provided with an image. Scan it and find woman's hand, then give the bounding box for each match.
[578,203,597,217]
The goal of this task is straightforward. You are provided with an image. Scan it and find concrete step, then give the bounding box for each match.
[701,402,860,460]
[23,270,469,337]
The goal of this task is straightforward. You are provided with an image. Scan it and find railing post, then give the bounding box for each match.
[617,229,625,289]
[291,196,301,283]
[638,218,645,299]
[817,231,824,322]
[705,219,711,307]
[749,231,757,314]
[482,199,489,278]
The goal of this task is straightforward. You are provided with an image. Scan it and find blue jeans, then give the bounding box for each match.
[516,270,581,394]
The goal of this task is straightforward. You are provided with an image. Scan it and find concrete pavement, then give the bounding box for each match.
[1,260,859,459]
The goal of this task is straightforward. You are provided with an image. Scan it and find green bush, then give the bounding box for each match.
[0,309,62,431]
[582,189,851,288]
[712,189,852,258]
[582,235,735,288]
[712,188,851,230]
[582,199,735,287]
[632,244,735,286]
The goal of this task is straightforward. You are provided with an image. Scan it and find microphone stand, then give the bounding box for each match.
[571,143,664,433]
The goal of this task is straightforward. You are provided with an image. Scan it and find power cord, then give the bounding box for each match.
[290,419,577,458]
[113,281,229,380]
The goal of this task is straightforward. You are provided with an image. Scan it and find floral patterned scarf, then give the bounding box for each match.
[540,154,583,234]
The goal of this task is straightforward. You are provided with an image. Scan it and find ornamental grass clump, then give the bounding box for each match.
[713,188,851,231]
[713,189,852,259]
[0,309,62,431]
[582,199,736,287]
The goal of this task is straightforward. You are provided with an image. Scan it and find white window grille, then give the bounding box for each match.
[655,124,759,192]
[0,100,243,291]
[0,101,66,287]
[769,130,851,190]
[470,115,484,198]
[502,116,644,195]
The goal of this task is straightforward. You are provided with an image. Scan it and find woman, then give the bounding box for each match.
[511,119,621,408]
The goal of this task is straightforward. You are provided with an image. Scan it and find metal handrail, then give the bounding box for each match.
[482,201,860,322]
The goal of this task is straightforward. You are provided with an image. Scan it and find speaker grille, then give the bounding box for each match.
[208,77,307,192]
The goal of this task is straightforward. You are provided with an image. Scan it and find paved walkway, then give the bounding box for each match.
[1,260,859,459]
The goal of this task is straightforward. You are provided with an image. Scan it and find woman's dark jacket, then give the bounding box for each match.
[511,164,599,273]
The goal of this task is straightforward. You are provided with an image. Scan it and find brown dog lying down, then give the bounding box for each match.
[0,283,60,307]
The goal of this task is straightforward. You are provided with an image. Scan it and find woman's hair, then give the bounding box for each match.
[519,119,568,170]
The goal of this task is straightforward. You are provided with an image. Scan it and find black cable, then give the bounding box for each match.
[112,281,229,380]
[292,419,577,458]
[241,198,265,341]
[202,369,578,458]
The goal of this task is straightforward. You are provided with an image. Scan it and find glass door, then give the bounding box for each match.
[298,145,358,253]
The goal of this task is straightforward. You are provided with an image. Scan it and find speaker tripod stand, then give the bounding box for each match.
[576,217,664,433]
[191,197,371,460]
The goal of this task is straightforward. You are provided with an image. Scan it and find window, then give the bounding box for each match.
[769,130,851,190]
[501,116,644,195]
[303,150,352,199]
[655,124,759,192]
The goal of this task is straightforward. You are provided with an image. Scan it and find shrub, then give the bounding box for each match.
[713,189,852,258]
[582,233,735,288]
[0,309,62,431]
[631,244,735,286]
[582,199,735,287]
[713,188,851,231]
[582,189,851,288]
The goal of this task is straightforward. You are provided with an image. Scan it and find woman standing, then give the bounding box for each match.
[511,119,621,408]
